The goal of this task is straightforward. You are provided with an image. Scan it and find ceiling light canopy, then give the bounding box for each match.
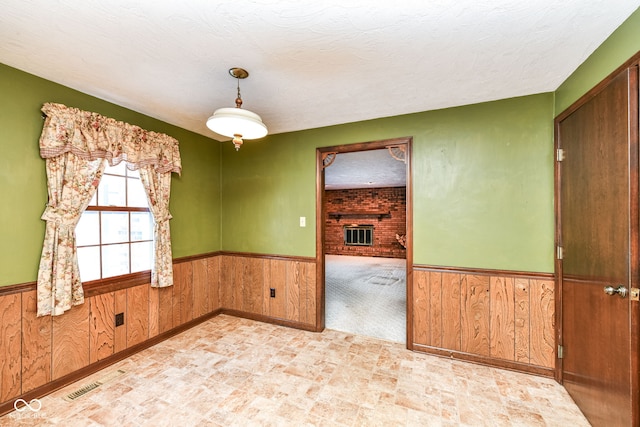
[206,67,268,151]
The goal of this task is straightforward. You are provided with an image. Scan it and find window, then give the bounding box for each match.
[76,162,153,282]
[344,225,374,246]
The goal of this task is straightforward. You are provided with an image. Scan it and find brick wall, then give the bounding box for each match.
[324,187,406,258]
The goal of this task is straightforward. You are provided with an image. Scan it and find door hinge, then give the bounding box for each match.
[556,246,563,260]
[558,345,564,359]
[631,287,640,302]
[556,148,565,162]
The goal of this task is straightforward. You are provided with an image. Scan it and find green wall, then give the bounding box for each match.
[220,132,317,257]
[555,6,640,114]
[4,5,638,284]
[221,93,555,273]
[221,6,640,274]
[0,63,221,287]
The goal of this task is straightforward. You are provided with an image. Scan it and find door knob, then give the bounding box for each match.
[604,285,628,298]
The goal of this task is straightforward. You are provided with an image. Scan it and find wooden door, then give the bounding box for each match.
[557,67,638,426]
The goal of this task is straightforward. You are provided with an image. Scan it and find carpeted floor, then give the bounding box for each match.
[325,255,406,343]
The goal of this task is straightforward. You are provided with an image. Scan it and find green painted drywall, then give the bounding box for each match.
[221,93,555,273]
[555,6,640,114]
[411,95,554,271]
[0,63,221,286]
[220,132,317,257]
[8,4,636,284]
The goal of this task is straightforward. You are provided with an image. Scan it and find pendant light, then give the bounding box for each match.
[206,67,268,151]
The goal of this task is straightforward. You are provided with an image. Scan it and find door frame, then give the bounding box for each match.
[315,137,414,348]
[554,54,640,425]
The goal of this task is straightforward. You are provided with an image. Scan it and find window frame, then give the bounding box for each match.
[76,162,154,285]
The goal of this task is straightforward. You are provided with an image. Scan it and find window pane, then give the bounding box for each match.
[98,174,126,206]
[131,212,153,241]
[128,178,148,207]
[101,212,129,244]
[77,246,101,282]
[127,167,140,178]
[102,244,130,278]
[106,161,126,176]
[131,241,153,272]
[76,211,100,246]
[87,191,97,207]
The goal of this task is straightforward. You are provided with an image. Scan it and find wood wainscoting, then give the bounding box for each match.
[0,252,317,416]
[219,253,318,331]
[1,253,553,415]
[412,266,555,376]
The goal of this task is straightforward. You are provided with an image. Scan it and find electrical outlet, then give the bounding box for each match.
[270,288,276,298]
[299,216,306,227]
[115,312,124,327]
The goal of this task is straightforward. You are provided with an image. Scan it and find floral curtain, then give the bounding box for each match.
[139,166,174,288]
[37,155,106,316]
[37,103,181,317]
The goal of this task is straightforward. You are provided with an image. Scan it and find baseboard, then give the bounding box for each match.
[412,343,554,378]
[221,309,321,332]
[0,309,223,417]
[0,307,323,417]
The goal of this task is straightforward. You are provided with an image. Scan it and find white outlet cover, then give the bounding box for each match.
[300,217,306,227]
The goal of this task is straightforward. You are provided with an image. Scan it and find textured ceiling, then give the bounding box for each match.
[325,149,407,190]
[2,0,639,144]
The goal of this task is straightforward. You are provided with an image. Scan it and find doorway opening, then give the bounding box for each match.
[315,137,413,346]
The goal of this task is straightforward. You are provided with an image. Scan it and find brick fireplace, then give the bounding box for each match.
[324,186,406,259]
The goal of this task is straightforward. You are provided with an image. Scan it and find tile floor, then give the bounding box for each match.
[1,314,588,426]
[325,255,406,343]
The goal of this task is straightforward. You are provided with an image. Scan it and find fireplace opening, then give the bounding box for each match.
[344,225,373,246]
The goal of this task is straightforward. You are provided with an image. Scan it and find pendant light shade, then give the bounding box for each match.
[206,107,267,139]
[206,68,268,151]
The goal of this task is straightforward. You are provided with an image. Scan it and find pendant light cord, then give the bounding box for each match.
[235,78,243,108]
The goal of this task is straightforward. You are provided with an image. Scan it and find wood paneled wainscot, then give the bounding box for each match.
[0,252,317,416]
[0,254,221,416]
[412,267,555,376]
[219,253,317,330]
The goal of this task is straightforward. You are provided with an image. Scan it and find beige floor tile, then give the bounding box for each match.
[1,314,589,426]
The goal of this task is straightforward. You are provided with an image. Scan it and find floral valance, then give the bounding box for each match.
[40,102,181,174]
